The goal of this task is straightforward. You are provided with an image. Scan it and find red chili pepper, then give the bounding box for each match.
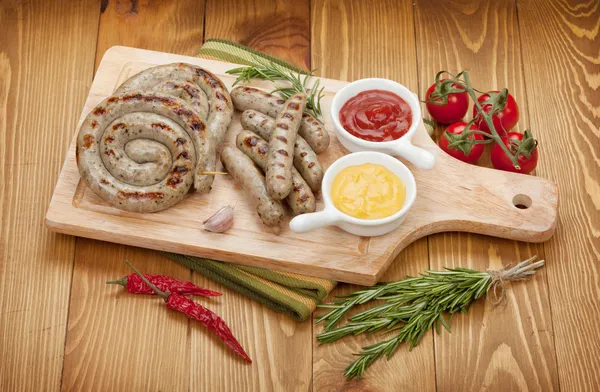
[124,261,251,363]
[106,273,221,297]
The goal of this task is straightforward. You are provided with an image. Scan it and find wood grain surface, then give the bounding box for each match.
[517,0,600,389]
[2,0,599,391]
[310,1,435,390]
[0,1,99,390]
[194,4,313,391]
[414,0,559,390]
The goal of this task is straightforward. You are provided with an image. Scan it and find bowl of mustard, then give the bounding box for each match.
[289,151,417,237]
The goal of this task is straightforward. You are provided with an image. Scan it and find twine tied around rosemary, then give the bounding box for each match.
[316,255,546,380]
[487,256,546,305]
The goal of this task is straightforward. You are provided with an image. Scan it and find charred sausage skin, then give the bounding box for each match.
[265,93,307,200]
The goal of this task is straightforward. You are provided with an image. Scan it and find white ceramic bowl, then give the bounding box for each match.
[330,78,435,170]
[289,151,417,236]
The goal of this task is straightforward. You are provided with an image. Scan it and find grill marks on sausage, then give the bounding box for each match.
[193,67,225,90]
[276,136,288,143]
[177,151,190,160]
[172,165,189,174]
[100,178,110,185]
[282,113,293,120]
[104,136,115,143]
[93,107,107,116]
[107,96,119,104]
[308,162,316,168]
[105,149,115,157]
[244,135,260,147]
[276,175,286,180]
[151,122,173,132]
[277,123,289,130]
[83,134,95,149]
[288,102,300,110]
[112,122,126,130]
[117,190,164,200]
[276,149,289,157]
[91,120,98,128]
[175,138,186,146]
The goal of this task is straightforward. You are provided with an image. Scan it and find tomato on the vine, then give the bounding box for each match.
[425,80,469,124]
[491,131,538,174]
[439,122,485,164]
[473,91,519,136]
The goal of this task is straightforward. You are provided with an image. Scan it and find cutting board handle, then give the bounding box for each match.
[405,127,558,243]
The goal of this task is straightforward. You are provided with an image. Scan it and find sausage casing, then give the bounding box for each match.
[231,86,330,153]
[240,110,323,192]
[116,63,234,194]
[266,93,307,200]
[236,130,315,215]
[220,146,284,230]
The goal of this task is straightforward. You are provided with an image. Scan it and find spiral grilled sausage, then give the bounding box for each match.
[236,130,315,215]
[76,92,207,213]
[240,110,323,192]
[230,86,330,153]
[116,63,233,194]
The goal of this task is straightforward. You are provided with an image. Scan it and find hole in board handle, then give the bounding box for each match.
[512,194,532,210]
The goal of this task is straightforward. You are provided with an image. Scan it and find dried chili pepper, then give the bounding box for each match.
[106,273,221,297]
[125,261,252,363]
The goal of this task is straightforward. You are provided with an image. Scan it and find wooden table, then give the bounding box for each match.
[1,1,598,390]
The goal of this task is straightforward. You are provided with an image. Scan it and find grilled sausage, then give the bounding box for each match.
[116,63,233,194]
[266,93,307,200]
[76,92,202,213]
[236,130,315,215]
[231,86,330,153]
[220,146,284,230]
[240,110,323,192]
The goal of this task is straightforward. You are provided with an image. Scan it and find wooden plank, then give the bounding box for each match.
[193,2,314,390]
[61,2,205,390]
[310,1,435,390]
[95,0,205,68]
[0,0,100,390]
[516,0,600,390]
[413,0,559,390]
[204,0,311,69]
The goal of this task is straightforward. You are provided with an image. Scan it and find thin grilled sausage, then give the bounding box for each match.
[266,93,307,200]
[241,110,323,192]
[236,130,315,215]
[117,63,233,194]
[231,86,330,153]
[220,146,284,230]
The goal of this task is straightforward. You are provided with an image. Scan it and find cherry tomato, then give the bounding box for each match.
[473,91,519,136]
[425,80,469,124]
[439,122,484,164]
[491,131,538,174]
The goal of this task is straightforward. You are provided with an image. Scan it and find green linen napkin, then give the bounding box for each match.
[162,39,337,322]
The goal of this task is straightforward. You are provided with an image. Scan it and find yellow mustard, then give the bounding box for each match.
[331,163,405,220]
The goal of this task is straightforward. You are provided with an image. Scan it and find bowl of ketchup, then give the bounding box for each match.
[331,78,435,170]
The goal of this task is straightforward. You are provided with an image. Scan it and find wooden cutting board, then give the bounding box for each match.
[45,46,558,285]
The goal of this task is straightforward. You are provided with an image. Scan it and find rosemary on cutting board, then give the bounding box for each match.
[316,256,545,380]
[226,60,325,119]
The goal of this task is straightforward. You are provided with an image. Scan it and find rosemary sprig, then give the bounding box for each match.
[226,60,325,119]
[316,256,545,380]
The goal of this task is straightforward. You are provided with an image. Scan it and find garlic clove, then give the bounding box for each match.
[203,205,235,233]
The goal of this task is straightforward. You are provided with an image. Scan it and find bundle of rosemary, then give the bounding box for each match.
[316,256,545,380]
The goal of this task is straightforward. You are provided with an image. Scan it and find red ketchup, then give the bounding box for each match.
[339,90,412,142]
